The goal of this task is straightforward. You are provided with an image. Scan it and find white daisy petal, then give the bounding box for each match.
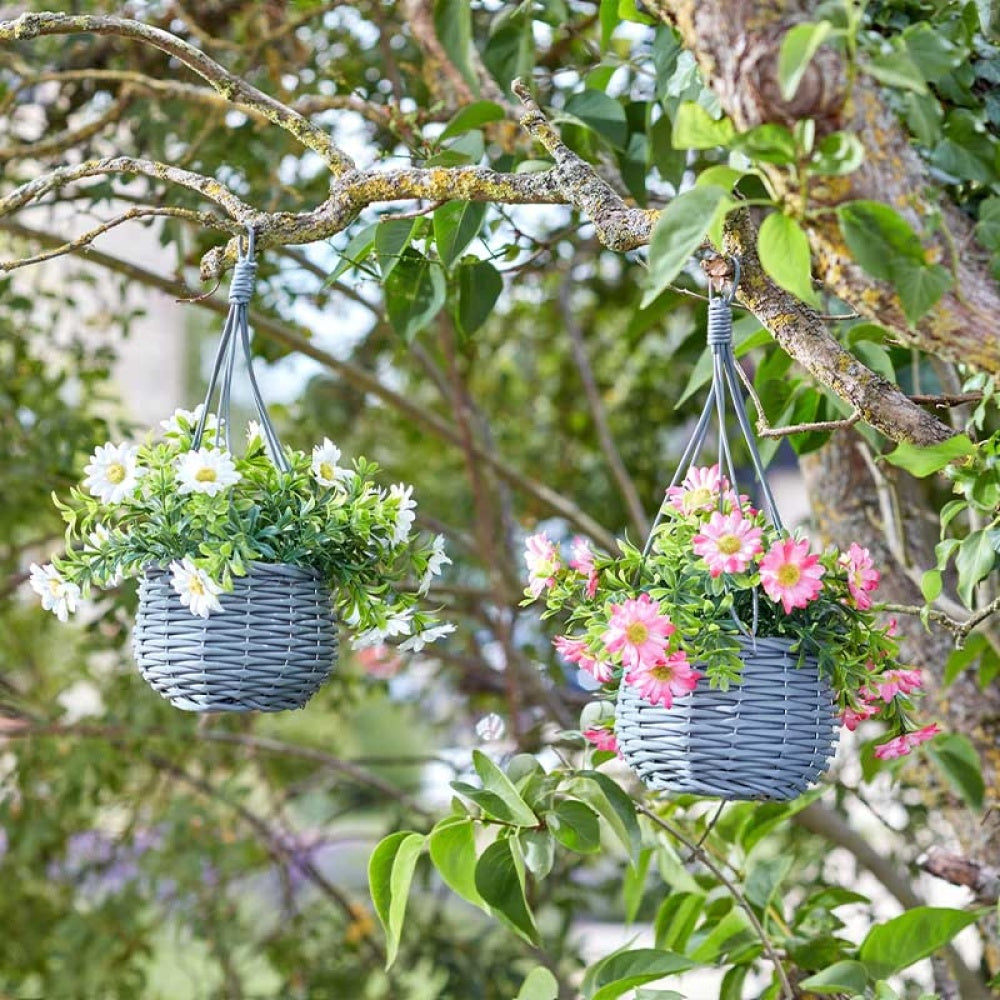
[389,483,417,546]
[175,448,241,497]
[168,557,224,618]
[82,442,145,504]
[311,438,351,487]
[398,622,455,653]
[28,562,80,622]
[419,534,452,595]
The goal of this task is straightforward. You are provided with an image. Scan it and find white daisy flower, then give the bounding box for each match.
[475,712,506,742]
[160,405,217,438]
[84,524,123,585]
[419,534,452,595]
[175,448,241,497]
[246,420,264,444]
[82,443,145,505]
[169,557,224,618]
[349,608,414,650]
[311,438,351,487]
[29,562,81,623]
[351,627,387,651]
[389,483,417,546]
[399,622,456,653]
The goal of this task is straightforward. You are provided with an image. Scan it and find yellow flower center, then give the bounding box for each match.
[776,563,801,587]
[195,467,218,483]
[625,621,649,645]
[189,578,205,596]
[49,579,62,596]
[319,461,335,481]
[649,661,674,681]
[106,463,126,485]
[716,534,742,555]
[685,486,712,510]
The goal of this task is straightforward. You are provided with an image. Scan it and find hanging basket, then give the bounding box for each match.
[614,259,839,799]
[616,636,838,800]
[134,563,338,713]
[131,226,338,712]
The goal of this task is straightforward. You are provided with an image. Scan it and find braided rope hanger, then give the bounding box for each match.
[638,257,785,637]
[192,224,290,473]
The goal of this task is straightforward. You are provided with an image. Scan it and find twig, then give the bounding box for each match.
[884,595,1000,645]
[920,847,1000,905]
[636,802,795,1000]
[381,199,445,221]
[559,274,649,539]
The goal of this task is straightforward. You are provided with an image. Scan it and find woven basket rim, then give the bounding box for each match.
[142,560,324,583]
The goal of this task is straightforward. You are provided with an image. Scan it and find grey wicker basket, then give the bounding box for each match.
[615,636,839,800]
[133,562,338,713]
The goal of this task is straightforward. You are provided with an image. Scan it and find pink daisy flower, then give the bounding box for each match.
[626,651,701,709]
[759,538,825,614]
[553,635,614,683]
[569,536,599,597]
[841,702,877,731]
[666,465,729,515]
[906,722,942,748]
[603,593,675,670]
[580,654,615,684]
[841,543,880,610]
[692,511,763,577]
[874,722,941,759]
[356,644,403,680]
[524,532,561,599]
[584,727,620,754]
[873,668,923,702]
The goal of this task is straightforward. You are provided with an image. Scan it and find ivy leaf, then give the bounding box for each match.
[671,102,735,149]
[778,21,832,100]
[925,733,986,810]
[368,831,426,968]
[385,248,447,342]
[859,907,982,978]
[456,259,503,336]
[837,200,923,281]
[883,434,975,476]
[643,185,730,306]
[434,201,486,270]
[757,213,820,306]
[516,967,559,1000]
[893,261,953,324]
[564,90,628,149]
[865,50,928,93]
[474,838,539,944]
[799,960,871,995]
[428,815,485,909]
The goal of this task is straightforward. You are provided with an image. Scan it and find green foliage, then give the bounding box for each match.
[858,906,983,978]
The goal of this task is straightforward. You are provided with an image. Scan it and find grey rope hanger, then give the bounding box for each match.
[192,224,291,473]
[636,256,785,636]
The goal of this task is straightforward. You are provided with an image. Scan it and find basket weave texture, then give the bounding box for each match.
[615,636,838,800]
[133,562,337,713]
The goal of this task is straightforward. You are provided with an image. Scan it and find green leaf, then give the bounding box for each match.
[564,90,628,149]
[744,855,793,912]
[375,217,417,278]
[368,831,426,968]
[428,816,485,909]
[860,907,982,978]
[671,102,735,149]
[328,222,377,282]
[836,201,924,282]
[384,249,447,341]
[778,21,832,100]
[643,186,730,306]
[622,847,653,923]
[440,101,505,140]
[599,0,619,49]
[757,213,820,306]
[550,799,602,854]
[733,123,797,165]
[484,15,534,91]
[518,828,556,878]
[883,434,976,477]
[472,749,538,826]
[810,131,865,175]
[799,960,871,994]
[975,197,1000,252]
[893,261,953,324]
[926,733,986,810]
[434,201,486,270]
[456,259,503,336]
[921,569,943,603]
[434,0,478,92]
[574,770,641,860]
[865,50,928,93]
[516,967,559,1000]
[584,949,695,1000]
[654,891,704,952]
[955,529,999,608]
[695,165,748,190]
[474,838,539,944]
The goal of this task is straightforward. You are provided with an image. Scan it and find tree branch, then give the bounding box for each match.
[0,11,356,175]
